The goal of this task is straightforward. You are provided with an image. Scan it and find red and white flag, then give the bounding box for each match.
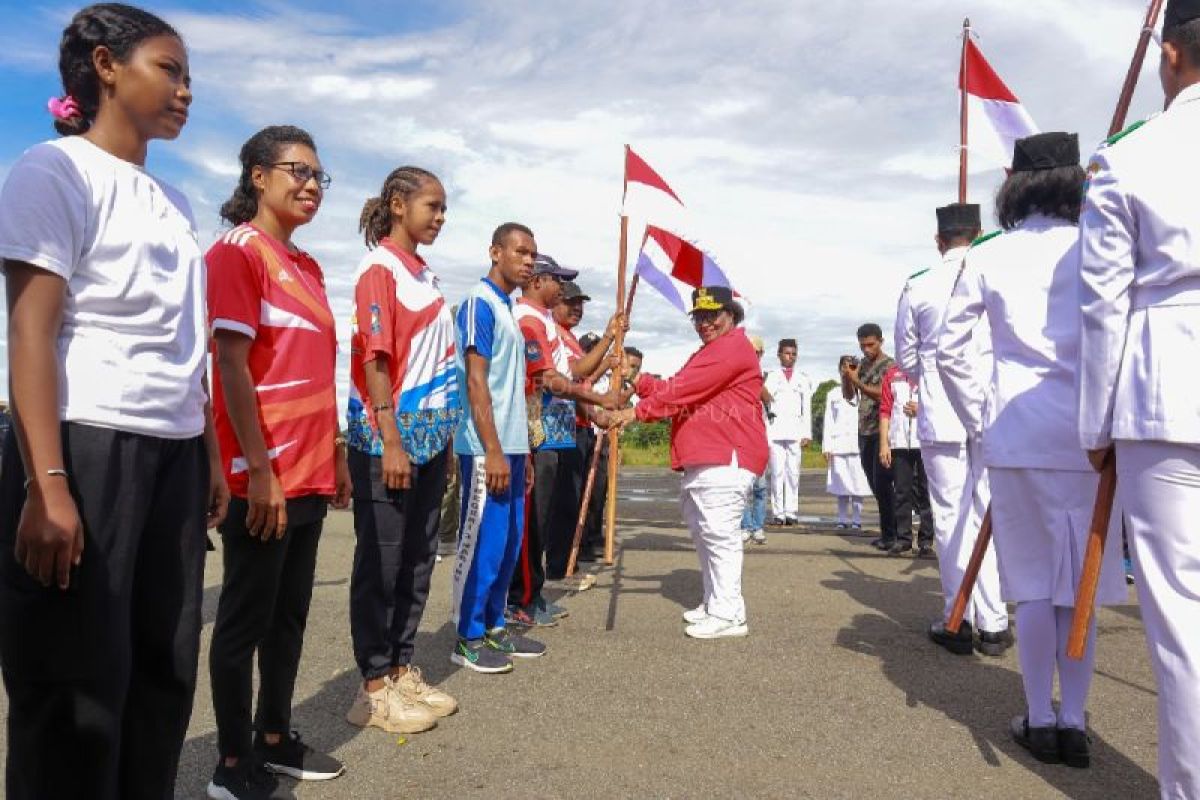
[621,147,737,314]
[960,38,1038,170]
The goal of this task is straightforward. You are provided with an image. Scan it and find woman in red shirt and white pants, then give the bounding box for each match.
[612,286,768,639]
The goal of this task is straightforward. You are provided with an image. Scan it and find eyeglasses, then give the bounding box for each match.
[268,161,332,189]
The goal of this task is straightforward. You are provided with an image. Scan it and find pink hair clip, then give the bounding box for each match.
[47,95,81,121]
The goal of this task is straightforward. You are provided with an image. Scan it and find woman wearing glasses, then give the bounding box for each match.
[205,126,350,799]
[610,286,768,639]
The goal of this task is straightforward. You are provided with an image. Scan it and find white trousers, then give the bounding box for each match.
[921,441,1008,632]
[1118,440,1200,800]
[836,496,863,526]
[681,463,755,623]
[769,439,801,518]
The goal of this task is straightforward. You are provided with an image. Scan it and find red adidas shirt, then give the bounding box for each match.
[207,224,338,498]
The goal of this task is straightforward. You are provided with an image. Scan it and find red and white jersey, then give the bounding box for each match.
[347,239,459,461]
[516,298,574,449]
[207,224,338,498]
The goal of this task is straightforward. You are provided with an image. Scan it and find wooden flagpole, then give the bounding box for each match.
[958,17,971,203]
[603,214,630,564]
[1067,0,1164,660]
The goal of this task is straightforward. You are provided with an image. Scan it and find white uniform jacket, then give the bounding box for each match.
[938,217,1090,472]
[883,369,920,452]
[764,368,813,442]
[894,246,991,445]
[1079,82,1200,449]
[820,392,860,456]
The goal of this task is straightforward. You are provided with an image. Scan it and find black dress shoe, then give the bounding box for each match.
[887,542,913,557]
[916,545,936,559]
[870,538,892,551]
[928,620,974,655]
[1057,727,1090,768]
[977,627,1015,657]
[1010,716,1061,764]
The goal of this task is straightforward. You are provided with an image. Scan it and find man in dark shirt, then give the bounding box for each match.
[847,323,897,549]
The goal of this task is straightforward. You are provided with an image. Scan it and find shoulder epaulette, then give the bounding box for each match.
[969,229,1002,248]
[907,267,930,280]
[1102,118,1148,148]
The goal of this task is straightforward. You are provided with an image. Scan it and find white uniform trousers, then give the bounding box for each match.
[680,463,755,623]
[1117,440,1200,800]
[768,439,801,519]
[921,441,1008,632]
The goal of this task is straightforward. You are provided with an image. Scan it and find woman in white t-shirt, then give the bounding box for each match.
[0,6,227,800]
[822,357,871,529]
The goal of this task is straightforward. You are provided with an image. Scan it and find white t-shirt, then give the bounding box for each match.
[0,137,207,438]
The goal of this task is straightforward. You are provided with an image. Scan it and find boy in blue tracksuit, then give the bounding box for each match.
[449,222,547,673]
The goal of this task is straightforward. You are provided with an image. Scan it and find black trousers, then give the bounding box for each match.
[0,423,207,800]
[349,447,447,680]
[209,494,325,758]
[891,448,934,547]
[577,426,607,554]
[859,434,897,543]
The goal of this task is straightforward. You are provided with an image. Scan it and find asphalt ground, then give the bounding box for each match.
[1,467,1162,799]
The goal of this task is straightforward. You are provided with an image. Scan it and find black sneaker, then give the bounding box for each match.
[916,545,936,560]
[451,637,514,673]
[976,627,1015,657]
[887,542,913,557]
[929,620,974,655]
[255,731,344,781]
[485,626,546,659]
[207,757,296,800]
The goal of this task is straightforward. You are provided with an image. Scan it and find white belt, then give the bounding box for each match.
[1131,277,1200,310]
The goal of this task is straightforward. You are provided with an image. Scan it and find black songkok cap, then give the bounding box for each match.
[935,203,981,234]
[778,338,797,349]
[1011,132,1080,172]
[1165,0,1200,31]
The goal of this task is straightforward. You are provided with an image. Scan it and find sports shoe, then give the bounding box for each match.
[518,602,558,627]
[207,757,296,800]
[255,731,344,781]
[917,545,936,560]
[682,604,708,624]
[485,627,546,658]
[536,595,569,620]
[395,666,458,717]
[1124,557,1135,585]
[685,615,749,639]
[451,637,513,673]
[835,522,849,530]
[346,678,438,733]
[750,530,767,545]
[887,542,913,557]
[741,529,752,543]
[504,604,535,627]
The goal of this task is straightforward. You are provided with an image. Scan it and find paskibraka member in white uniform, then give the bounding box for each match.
[822,357,871,528]
[895,202,1009,656]
[1077,4,1200,793]
[940,133,1125,771]
[763,338,813,524]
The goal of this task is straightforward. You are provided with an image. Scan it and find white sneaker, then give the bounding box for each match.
[682,604,709,624]
[750,529,766,545]
[741,529,752,543]
[685,615,749,639]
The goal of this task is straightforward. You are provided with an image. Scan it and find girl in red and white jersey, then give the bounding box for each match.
[205,125,350,798]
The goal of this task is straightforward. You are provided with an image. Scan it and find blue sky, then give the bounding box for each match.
[0,0,1168,406]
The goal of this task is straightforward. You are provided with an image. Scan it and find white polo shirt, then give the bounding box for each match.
[0,136,208,438]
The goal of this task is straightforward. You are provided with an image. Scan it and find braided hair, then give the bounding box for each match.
[359,166,441,248]
[55,3,180,136]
